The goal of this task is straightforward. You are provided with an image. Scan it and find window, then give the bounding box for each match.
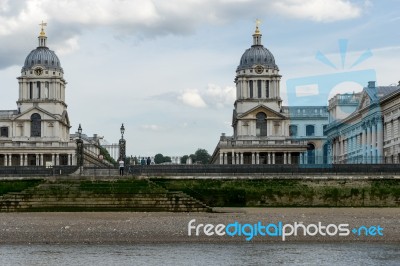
[45,82,49,98]
[256,112,267,136]
[257,80,262,98]
[265,81,269,98]
[307,143,315,164]
[289,125,298,137]
[29,82,33,99]
[30,113,41,137]
[306,125,315,136]
[0,127,8,137]
[37,81,41,99]
[249,81,253,98]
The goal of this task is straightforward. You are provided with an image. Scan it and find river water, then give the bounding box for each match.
[0,243,399,265]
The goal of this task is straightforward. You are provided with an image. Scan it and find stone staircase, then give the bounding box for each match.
[0,179,212,212]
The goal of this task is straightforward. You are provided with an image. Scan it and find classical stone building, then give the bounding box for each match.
[0,25,77,167]
[381,85,400,163]
[0,24,114,167]
[211,24,328,164]
[325,81,400,164]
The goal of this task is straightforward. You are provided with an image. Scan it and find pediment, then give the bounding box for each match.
[13,106,58,120]
[357,91,372,111]
[238,104,286,120]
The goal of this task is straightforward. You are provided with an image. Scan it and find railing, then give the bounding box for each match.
[128,163,400,176]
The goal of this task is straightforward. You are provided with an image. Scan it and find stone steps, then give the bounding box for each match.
[0,180,212,212]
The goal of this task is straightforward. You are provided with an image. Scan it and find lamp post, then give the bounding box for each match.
[119,123,126,162]
[76,124,84,174]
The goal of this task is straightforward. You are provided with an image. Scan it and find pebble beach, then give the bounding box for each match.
[0,208,398,244]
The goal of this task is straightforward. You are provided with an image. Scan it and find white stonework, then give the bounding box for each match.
[0,27,76,167]
[325,81,400,164]
[211,24,328,165]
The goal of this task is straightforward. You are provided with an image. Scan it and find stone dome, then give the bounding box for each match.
[22,47,63,72]
[237,45,278,71]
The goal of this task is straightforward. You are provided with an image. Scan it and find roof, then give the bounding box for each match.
[22,47,63,72]
[365,85,399,102]
[0,110,17,119]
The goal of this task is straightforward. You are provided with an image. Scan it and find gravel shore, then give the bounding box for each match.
[0,208,398,244]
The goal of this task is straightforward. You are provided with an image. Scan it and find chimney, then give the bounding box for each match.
[368,81,376,88]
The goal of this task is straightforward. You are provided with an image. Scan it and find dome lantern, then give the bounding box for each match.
[236,20,278,71]
[38,21,47,47]
[253,19,262,46]
[22,22,63,73]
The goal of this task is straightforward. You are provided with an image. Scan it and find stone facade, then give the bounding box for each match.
[211,24,328,164]
[0,27,76,167]
[325,81,400,164]
[0,25,114,167]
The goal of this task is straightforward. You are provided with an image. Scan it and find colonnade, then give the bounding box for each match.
[330,118,383,164]
[219,151,312,165]
[1,153,75,166]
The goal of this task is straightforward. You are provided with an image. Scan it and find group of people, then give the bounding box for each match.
[118,157,152,176]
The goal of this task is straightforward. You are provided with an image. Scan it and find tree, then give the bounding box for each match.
[154,153,164,164]
[99,146,117,166]
[164,156,172,163]
[181,155,189,164]
[194,148,211,164]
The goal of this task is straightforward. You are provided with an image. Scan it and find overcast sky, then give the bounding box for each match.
[0,0,399,157]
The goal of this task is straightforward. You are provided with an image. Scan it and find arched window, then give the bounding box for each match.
[307,143,315,164]
[31,113,41,137]
[256,112,267,136]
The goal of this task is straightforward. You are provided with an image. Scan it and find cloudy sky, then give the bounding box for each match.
[0,0,399,157]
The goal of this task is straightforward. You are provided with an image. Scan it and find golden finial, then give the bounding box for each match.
[255,19,261,34]
[39,20,47,36]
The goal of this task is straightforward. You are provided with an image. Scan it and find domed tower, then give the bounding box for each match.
[232,21,283,138]
[16,22,70,142]
[235,21,282,110]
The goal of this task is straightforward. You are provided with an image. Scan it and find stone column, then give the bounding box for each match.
[56,154,59,165]
[267,153,271,164]
[251,153,255,164]
[40,154,44,166]
[51,154,55,166]
[219,153,223,165]
[300,153,303,164]
[339,139,343,163]
[283,152,287,164]
[272,153,275,164]
[24,154,28,166]
[362,127,366,163]
[304,152,308,165]
[240,153,244,165]
[20,154,23,166]
[377,119,383,163]
[256,153,260,164]
[69,154,72,166]
[288,153,292,164]
[371,123,377,163]
[367,125,372,163]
